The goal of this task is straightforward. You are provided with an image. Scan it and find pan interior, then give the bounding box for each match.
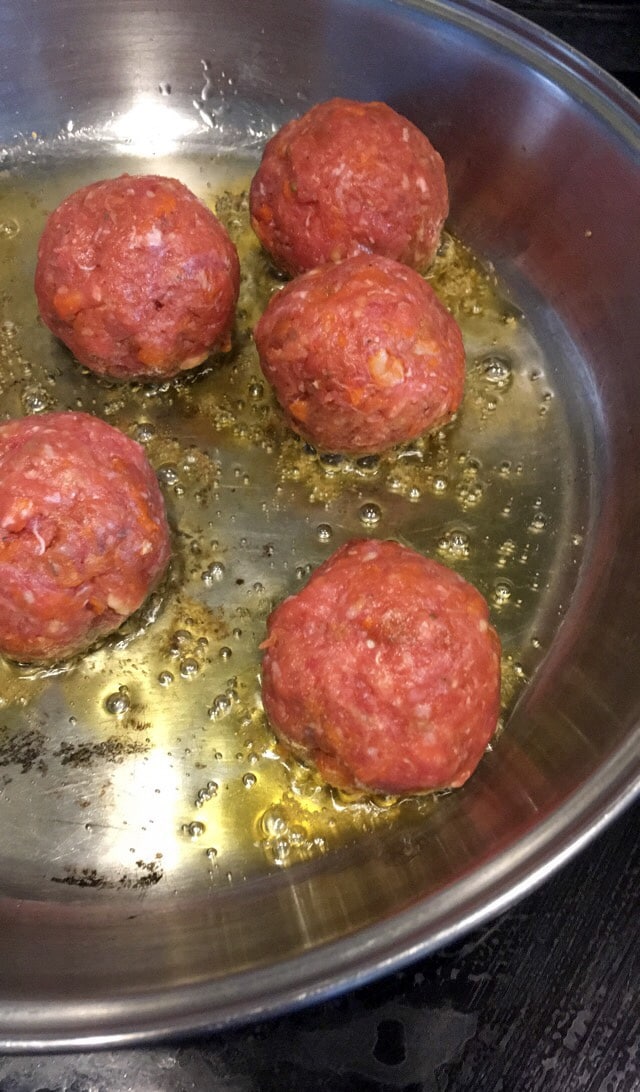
[0,142,584,895]
[0,0,638,1046]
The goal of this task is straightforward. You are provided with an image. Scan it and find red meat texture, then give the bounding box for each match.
[35,174,240,381]
[250,98,448,275]
[261,539,501,794]
[0,412,171,662]
[254,254,465,454]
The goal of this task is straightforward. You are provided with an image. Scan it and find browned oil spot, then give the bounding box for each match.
[0,728,48,774]
[53,735,150,768]
[51,858,164,889]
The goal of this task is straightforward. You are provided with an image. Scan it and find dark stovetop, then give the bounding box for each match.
[503,0,640,94]
[1,3,638,1090]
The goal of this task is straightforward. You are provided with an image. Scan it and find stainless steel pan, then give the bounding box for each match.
[0,0,638,1049]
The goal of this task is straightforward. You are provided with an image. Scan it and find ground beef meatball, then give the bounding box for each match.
[254,254,465,454]
[250,98,448,275]
[35,174,240,381]
[261,539,501,795]
[0,412,171,662]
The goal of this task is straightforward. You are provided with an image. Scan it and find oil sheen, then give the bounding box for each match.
[0,150,584,900]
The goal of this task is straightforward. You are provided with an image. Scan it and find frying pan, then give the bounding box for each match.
[0,0,638,1049]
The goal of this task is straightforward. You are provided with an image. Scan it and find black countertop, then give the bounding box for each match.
[1,3,638,1089]
[502,0,639,92]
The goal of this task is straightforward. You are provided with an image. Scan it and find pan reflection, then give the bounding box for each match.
[109,94,201,156]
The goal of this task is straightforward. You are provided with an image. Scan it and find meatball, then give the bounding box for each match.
[254,254,465,455]
[261,539,501,795]
[35,174,240,381]
[250,98,448,275]
[0,412,171,662]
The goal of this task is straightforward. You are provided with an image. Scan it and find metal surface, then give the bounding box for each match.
[0,0,638,1049]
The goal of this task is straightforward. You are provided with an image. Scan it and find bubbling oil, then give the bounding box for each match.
[0,150,582,897]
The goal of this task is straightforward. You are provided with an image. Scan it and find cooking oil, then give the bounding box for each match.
[0,149,585,899]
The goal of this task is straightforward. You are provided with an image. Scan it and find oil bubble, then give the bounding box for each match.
[492,580,513,605]
[288,824,306,845]
[157,463,179,485]
[182,820,206,839]
[480,353,513,389]
[201,561,225,584]
[208,694,231,719]
[456,481,484,508]
[169,630,191,656]
[497,539,517,560]
[272,838,291,863]
[219,646,232,660]
[356,454,379,470]
[438,529,470,559]
[316,523,333,543]
[158,671,174,686]
[21,388,50,413]
[133,420,156,442]
[180,657,199,678]
[359,502,382,525]
[0,218,19,239]
[205,847,218,861]
[195,781,218,807]
[104,686,130,716]
[261,808,287,837]
[243,773,257,789]
[529,513,547,533]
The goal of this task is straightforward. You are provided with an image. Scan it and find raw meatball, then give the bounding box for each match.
[254,254,465,454]
[0,412,171,662]
[35,174,240,381]
[261,539,501,794]
[250,98,448,275]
